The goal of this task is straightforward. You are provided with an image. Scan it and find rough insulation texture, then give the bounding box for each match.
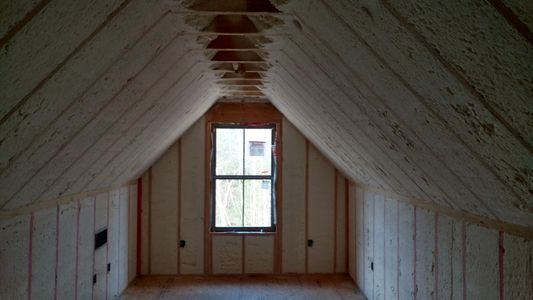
[348,185,358,281]
[149,143,178,275]
[504,234,533,299]
[93,193,108,298]
[415,208,435,299]
[397,201,415,299]
[0,0,40,39]
[0,187,133,299]
[0,0,529,236]
[212,235,243,274]
[244,236,274,274]
[180,117,205,274]
[107,189,119,299]
[57,201,78,299]
[31,207,57,299]
[0,0,532,295]
[362,191,375,299]
[12,16,195,206]
[0,215,29,299]
[127,186,138,283]
[77,197,95,300]
[354,187,364,289]
[466,224,499,299]
[351,187,533,300]
[335,173,346,273]
[119,187,131,292]
[140,171,150,275]
[436,214,464,299]
[282,118,306,273]
[384,197,398,299]
[307,145,335,273]
[266,0,533,228]
[372,194,385,300]
[139,113,346,275]
[0,0,218,212]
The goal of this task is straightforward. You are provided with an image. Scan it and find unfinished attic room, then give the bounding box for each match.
[1,0,533,299]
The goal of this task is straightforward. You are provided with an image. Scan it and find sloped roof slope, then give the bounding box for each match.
[0,0,531,228]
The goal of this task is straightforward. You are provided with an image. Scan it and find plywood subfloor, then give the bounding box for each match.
[120,274,366,299]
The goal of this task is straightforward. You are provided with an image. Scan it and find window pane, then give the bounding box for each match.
[215,180,243,227]
[216,128,243,175]
[244,128,272,176]
[244,180,272,227]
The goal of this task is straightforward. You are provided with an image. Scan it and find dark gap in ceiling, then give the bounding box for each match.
[207,35,262,49]
[202,15,260,33]
[187,0,281,13]
[210,62,269,72]
[226,92,265,97]
[221,72,262,79]
[217,80,263,86]
[220,86,261,91]
[211,51,264,61]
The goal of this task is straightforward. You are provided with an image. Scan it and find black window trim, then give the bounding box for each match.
[210,123,277,233]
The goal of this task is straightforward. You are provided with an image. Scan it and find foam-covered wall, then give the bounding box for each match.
[0,0,219,212]
[266,0,532,231]
[1,0,532,296]
[0,186,137,299]
[348,184,533,299]
[138,112,349,275]
[1,0,530,234]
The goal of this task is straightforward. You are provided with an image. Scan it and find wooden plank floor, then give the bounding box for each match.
[120,274,366,299]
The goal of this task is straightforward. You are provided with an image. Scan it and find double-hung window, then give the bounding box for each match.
[211,124,276,232]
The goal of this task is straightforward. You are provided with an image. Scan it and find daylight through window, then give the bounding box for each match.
[211,124,276,232]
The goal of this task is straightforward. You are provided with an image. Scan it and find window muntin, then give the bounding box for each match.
[211,124,275,232]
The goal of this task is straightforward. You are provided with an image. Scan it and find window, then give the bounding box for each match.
[211,124,276,232]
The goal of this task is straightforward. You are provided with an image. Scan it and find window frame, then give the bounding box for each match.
[210,123,277,233]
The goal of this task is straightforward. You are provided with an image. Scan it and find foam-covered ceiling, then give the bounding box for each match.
[0,0,531,228]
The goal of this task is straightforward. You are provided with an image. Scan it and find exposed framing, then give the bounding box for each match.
[177,139,182,274]
[304,139,309,273]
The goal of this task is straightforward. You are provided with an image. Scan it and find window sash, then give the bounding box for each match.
[211,124,276,232]
[215,175,272,180]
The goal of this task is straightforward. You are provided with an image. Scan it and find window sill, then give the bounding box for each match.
[209,231,276,236]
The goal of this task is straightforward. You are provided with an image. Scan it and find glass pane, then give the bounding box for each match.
[244,128,272,176]
[216,128,243,175]
[215,180,243,227]
[243,180,272,227]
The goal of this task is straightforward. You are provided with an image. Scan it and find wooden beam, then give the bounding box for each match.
[170,11,292,17]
